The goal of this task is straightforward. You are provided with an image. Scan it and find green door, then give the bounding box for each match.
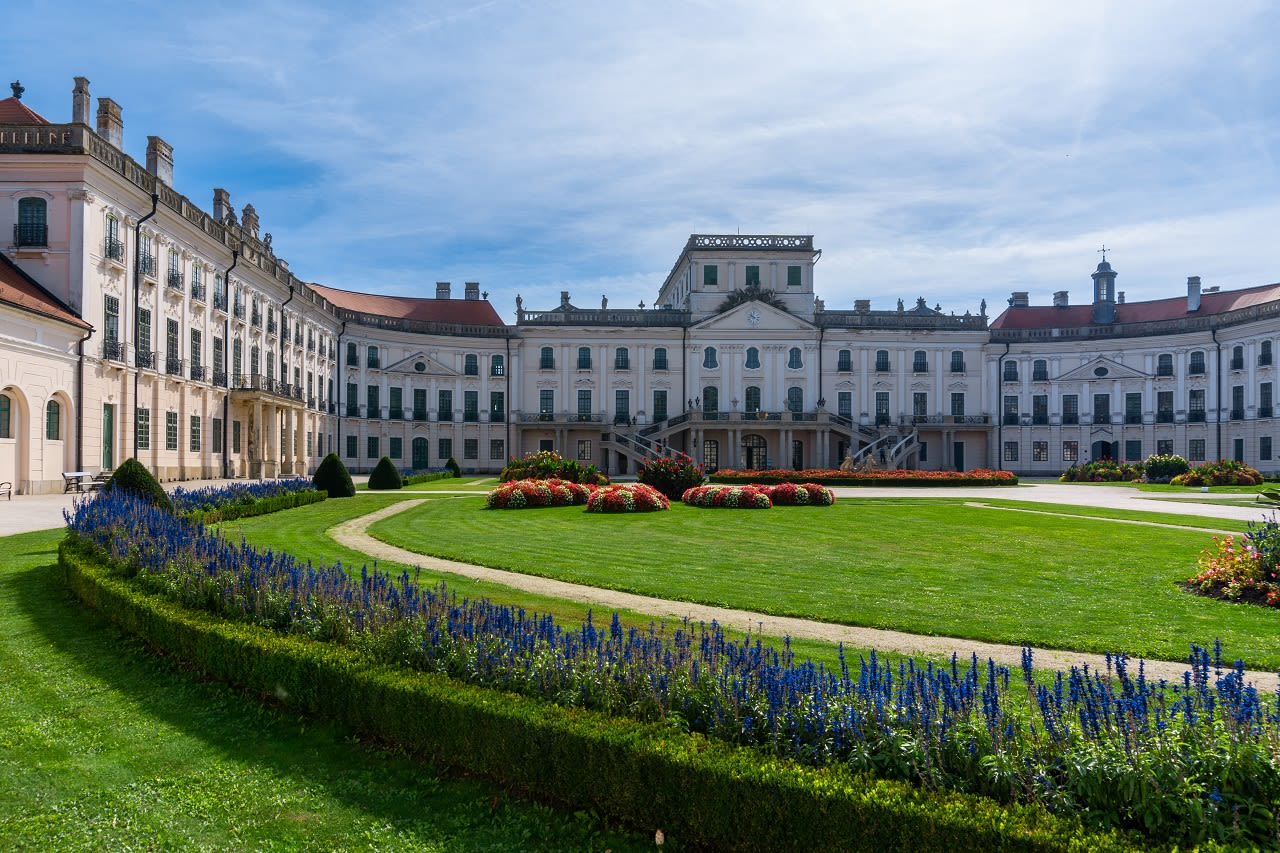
[411,437,428,470]
[102,404,114,470]
[953,441,964,472]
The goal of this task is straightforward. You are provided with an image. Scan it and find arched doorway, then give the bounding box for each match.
[411,436,429,470]
[742,433,767,469]
[1090,440,1119,462]
[0,386,28,489]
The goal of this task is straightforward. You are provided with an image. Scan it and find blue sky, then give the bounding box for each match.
[9,1,1280,321]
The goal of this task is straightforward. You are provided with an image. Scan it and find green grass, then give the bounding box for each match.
[364,495,1280,670]
[0,528,658,851]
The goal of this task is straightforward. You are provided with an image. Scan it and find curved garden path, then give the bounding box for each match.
[331,498,1276,686]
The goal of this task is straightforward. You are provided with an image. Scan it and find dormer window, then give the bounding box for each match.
[703,347,718,369]
[745,347,761,370]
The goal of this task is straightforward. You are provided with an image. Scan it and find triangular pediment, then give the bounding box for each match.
[384,352,458,377]
[694,300,814,333]
[1056,356,1147,382]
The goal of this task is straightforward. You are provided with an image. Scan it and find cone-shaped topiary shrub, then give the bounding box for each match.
[445,456,462,478]
[313,452,356,497]
[104,457,174,513]
[367,456,404,490]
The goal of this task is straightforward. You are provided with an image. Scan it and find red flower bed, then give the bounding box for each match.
[584,483,670,513]
[682,484,773,508]
[760,482,835,506]
[486,478,593,509]
[710,468,1017,487]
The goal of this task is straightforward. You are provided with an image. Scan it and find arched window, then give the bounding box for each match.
[1232,345,1245,369]
[464,353,479,375]
[787,386,803,412]
[577,346,592,370]
[875,349,890,372]
[1033,359,1048,381]
[745,385,761,413]
[912,350,928,373]
[950,350,966,373]
[745,347,760,370]
[1003,361,1018,382]
[703,347,718,369]
[16,197,47,246]
[539,346,554,369]
[1157,353,1174,376]
[104,213,122,260]
[46,400,61,441]
[788,347,803,369]
[490,354,505,376]
[0,393,10,438]
[1189,350,1205,375]
[837,349,852,372]
[702,386,718,413]
[412,436,429,469]
[652,347,668,370]
[614,347,630,369]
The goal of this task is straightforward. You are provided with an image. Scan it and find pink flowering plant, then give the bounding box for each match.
[761,482,835,506]
[584,482,669,513]
[486,478,593,509]
[1188,514,1280,607]
[682,484,772,509]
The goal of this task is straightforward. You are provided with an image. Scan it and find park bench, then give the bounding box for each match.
[0,481,11,500]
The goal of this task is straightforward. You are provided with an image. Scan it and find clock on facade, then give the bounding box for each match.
[747,309,761,326]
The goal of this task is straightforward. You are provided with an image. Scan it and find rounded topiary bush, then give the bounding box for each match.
[486,478,593,509]
[1144,453,1190,483]
[367,456,404,490]
[313,452,356,498]
[584,483,669,513]
[104,457,174,513]
[763,482,835,506]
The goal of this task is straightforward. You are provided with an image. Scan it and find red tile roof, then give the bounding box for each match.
[0,97,50,125]
[990,282,1280,330]
[0,254,90,329]
[307,283,505,326]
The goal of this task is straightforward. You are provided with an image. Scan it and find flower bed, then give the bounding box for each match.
[1060,460,1143,482]
[486,478,592,509]
[636,452,705,500]
[584,483,669,513]
[1187,516,1280,608]
[500,450,608,485]
[761,482,835,506]
[710,468,1017,487]
[682,484,772,508]
[1171,459,1264,487]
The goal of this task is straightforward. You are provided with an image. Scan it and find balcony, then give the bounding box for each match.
[190,280,206,302]
[1157,411,1175,424]
[1156,366,1174,377]
[267,319,278,336]
[463,412,480,423]
[307,341,316,354]
[438,412,454,422]
[1262,355,1274,367]
[346,404,359,417]
[166,270,184,292]
[875,413,892,426]
[1231,358,1245,371]
[1262,406,1275,419]
[1231,408,1245,420]
[212,370,228,388]
[490,412,506,423]
[1092,414,1111,425]
[138,253,156,279]
[102,237,124,262]
[1002,414,1020,426]
[165,356,184,377]
[13,223,47,247]
[190,364,206,382]
[135,350,155,370]
[1188,410,1206,423]
[213,292,228,312]
[233,303,245,320]
[308,396,317,409]
[389,407,404,420]
[1125,414,1143,425]
[250,311,262,328]
[1062,413,1079,425]
[1032,415,1049,425]
[102,339,125,361]
[1032,371,1049,382]
[1188,365,1206,376]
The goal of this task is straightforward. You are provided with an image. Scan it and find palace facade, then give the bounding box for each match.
[3,77,1279,492]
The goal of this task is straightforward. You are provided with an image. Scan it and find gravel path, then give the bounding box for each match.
[331,498,1276,686]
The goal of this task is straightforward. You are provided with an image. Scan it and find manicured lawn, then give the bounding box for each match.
[0,528,657,851]
[365,495,1280,670]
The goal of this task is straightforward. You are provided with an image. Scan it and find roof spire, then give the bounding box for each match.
[1097,243,1109,262]
[10,80,24,100]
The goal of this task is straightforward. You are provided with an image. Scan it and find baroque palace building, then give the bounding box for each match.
[3,77,1280,492]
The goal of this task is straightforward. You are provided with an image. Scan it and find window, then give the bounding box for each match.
[1062,440,1078,462]
[190,415,201,452]
[191,265,203,300]
[212,336,223,378]
[1189,350,1206,375]
[577,347,592,370]
[190,329,202,373]
[344,382,358,416]
[42,399,61,440]
[463,353,479,376]
[134,307,152,368]
[704,439,719,471]
[165,411,178,451]
[232,421,241,454]
[1003,395,1019,425]
[1093,393,1111,425]
[103,294,120,344]
[788,347,803,369]
[786,265,802,287]
[367,385,380,419]
[250,345,260,376]
[745,385,762,413]
[1189,438,1206,461]
[1033,441,1048,462]
[367,346,380,369]
[745,265,760,286]
[875,391,890,425]
[16,197,47,246]
[1157,391,1174,423]
[211,417,223,454]
[837,349,851,372]
[1232,385,1245,420]
[1062,394,1079,425]
[136,407,150,450]
[653,390,667,421]
[1032,394,1048,424]
[439,438,453,461]
[577,440,592,461]
[703,347,718,369]
[1125,392,1142,424]
[464,390,479,422]
[490,439,505,461]
[702,386,718,413]
[837,391,852,418]
[1263,437,1273,461]
[540,346,555,369]
[464,438,478,460]
[1125,439,1142,461]
[912,350,927,373]
[367,436,379,459]
[614,347,630,370]
[414,389,427,420]
[438,389,453,421]
[1032,359,1048,382]
[104,214,122,260]
[653,347,668,370]
[950,392,965,419]
[1003,361,1018,382]
[577,389,592,417]
[1232,346,1244,371]
[346,341,358,366]
[1157,439,1173,456]
[265,351,274,382]
[746,347,761,370]
[233,339,243,377]
[787,387,803,413]
[950,351,965,373]
[1262,382,1274,418]
[703,265,718,287]
[875,350,890,372]
[1263,341,1274,367]
[539,389,554,416]
[1157,353,1174,376]
[345,435,357,458]
[1004,441,1019,462]
[791,439,803,470]
[490,391,505,421]
[614,389,630,423]
[167,249,182,290]
[490,354,505,377]
[912,392,927,420]
[388,387,403,419]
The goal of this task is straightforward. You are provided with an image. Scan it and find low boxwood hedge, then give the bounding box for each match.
[711,468,1018,487]
[59,538,1148,853]
[184,489,326,525]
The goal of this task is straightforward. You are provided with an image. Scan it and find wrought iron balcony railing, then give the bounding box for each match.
[346,404,359,417]
[102,339,125,361]
[189,364,206,382]
[13,223,47,246]
[165,356,184,376]
[212,292,228,311]
[212,370,228,388]
[166,271,183,291]
[134,350,155,370]
[1188,410,1206,423]
[1062,413,1079,425]
[1157,411,1175,423]
[190,281,205,302]
[102,237,124,262]
[138,253,156,278]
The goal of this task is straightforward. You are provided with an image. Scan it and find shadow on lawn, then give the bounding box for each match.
[4,532,654,853]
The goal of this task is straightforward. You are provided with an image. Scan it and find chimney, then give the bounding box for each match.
[435,281,451,299]
[1009,291,1029,308]
[854,299,871,313]
[213,188,231,224]
[72,77,90,125]
[464,281,480,301]
[1187,276,1202,312]
[95,97,123,148]
[1052,290,1069,307]
[560,290,571,309]
[146,136,173,185]
[1117,291,1125,304]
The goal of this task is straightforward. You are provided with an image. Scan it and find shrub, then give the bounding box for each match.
[313,452,356,498]
[1143,453,1190,483]
[500,450,607,485]
[104,457,174,513]
[683,484,772,508]
[762,482,835,506]
[171,479,323,523]
[367,456,404,490]
[486,478,592,509]
[584,483,669,513]
[636,452,705,500]
[1171,460,1263,487]
[401,468,453,486]
[445,456,462,478]
[1060,460,1143,482]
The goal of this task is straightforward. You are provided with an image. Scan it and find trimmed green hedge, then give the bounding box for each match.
[402,470,455,487]
[59,538,1149,853]
[710,472,1019,487]
[184,490,326,525]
